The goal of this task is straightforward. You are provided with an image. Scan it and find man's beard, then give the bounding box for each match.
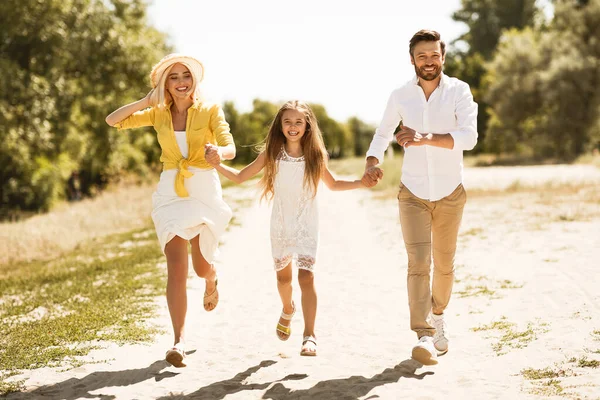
[415,64,442,81]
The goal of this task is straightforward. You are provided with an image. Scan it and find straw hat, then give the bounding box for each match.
[149,53,205,88]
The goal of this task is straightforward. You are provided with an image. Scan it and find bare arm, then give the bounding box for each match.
[208,150,266,184]
[361,156,383,188]
[322,165,365,191]
[105,90,152,127]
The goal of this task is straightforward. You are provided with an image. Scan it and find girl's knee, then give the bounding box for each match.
[276,272,292,286]
[298,269,314,287]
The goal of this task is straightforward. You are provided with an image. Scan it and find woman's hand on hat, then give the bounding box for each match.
[143,89,155,107]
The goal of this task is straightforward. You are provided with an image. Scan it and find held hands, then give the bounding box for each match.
[395,125,427,148]
[204,143,222,166]
[361,166,383,188]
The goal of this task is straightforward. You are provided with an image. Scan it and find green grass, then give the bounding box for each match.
[0,227,166,395]
[521,367,566,380]
[454,275,523,299]
[456,285,497,298]
[471,317,545,355]
[569,356,600,369]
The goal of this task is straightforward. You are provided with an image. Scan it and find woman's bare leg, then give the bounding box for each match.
[190,235,217,310]
[164,236,189,345]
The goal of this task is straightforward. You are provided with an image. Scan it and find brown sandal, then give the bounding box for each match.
[203,278,219,311]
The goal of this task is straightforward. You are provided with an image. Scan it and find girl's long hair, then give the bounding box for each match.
[259,100,327,201]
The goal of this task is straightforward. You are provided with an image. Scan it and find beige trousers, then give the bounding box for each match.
[397,182,467,338]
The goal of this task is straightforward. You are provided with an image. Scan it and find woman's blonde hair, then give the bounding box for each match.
[148,54,205,108]
[259,100,327,201]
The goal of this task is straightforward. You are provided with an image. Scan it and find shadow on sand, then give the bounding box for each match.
[6,359,177,400]
[159,358,432,400]
[7,356,432,400]
[262,359,433,400]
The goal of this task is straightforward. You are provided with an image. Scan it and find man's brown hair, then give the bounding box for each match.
[409,30,446,57]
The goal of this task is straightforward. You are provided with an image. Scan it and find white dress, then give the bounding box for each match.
[270,147,319,271]
[151,131,232,263]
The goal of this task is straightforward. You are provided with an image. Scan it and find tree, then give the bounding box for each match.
[444,0,540,152]
[0,0,171,218]
[346,117,376,157]
[484,0,600,158]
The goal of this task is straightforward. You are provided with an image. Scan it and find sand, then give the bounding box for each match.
[5,164,600,400]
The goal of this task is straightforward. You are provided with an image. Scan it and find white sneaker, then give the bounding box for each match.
[411,336,438,365]
[431,313,448,355]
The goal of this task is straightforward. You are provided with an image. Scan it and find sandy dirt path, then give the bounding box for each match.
[6,164,600,400]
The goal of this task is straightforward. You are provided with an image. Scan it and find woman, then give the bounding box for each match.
[105,53,235,367]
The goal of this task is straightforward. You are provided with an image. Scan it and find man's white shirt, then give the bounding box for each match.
[366,73,478,201]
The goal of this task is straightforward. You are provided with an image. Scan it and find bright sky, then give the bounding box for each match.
[147,0,465,124]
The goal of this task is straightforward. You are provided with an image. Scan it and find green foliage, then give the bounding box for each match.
[346,117,376,157]
[0,0,171,218]
[485,0,600,159]
[452,0,539,58]
[310,103,353,158]
[445,0,539,152]
[223,99,362,164]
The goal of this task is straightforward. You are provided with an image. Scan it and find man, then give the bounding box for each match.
[363,29,478,365]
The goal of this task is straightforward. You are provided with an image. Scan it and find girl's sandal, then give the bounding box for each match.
[165,343,186,367]
[276,303,295,341]
[300,335,317,356]
[203,277,219,312]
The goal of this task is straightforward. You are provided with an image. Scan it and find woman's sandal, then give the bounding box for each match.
[300,335,317,356]
[165,343,186,367]
[276,303,295,341]
[203,277,219,312]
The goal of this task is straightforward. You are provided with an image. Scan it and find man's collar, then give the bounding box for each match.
[413,72,446,88]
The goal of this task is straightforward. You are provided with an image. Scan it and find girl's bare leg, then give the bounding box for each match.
[164,236,189,345]
[298,269,317,338]
[276,262,294,340]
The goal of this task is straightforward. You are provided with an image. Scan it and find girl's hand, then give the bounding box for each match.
[204,144,222,166]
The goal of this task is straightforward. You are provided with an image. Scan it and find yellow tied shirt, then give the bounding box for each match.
[116,102,234,197]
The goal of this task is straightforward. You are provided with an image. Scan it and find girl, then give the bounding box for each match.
[105,53,235,367]
[204,100,365,356]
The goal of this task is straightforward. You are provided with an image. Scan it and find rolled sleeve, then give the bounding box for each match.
[366,90,402,163]
[210,104,234,146]
[114,108,155,130]
[449,83,478,151]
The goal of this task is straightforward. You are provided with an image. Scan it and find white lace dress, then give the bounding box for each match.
[270,148,319,272]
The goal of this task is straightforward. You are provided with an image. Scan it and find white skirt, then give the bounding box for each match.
[151,167,232,263]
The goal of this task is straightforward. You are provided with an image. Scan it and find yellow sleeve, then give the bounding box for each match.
[210,104,234,146]
[115,108,155,130]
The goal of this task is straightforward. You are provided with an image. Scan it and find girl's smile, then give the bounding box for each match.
[281,109,307,142]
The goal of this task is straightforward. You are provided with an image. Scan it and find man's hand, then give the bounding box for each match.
[204,143,221,166]
[395,125,427,148]
[362,166,383,188]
